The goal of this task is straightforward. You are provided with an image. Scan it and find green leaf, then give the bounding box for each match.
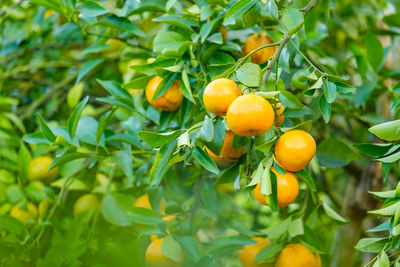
[280,91,303,109]
[323,80,337,103]
[127,207,163,225]
[152,72,178,101]
[180,70,195,103]
[319,94,331,123]
[353,143,393,158]
[261,0,279,21]
[97,79,131,98]
[67,82,84,109]
[355,238,389,253]
[150,141,177,186]
[192,146,219,174]
[322,202,348,224]
[223,0,257,26]
[295,169,316,191]
[369,120,400,141]
[90,15,145,37]
[68,96,89,138]
[114,146,132,177]
[289,218,304,237]
[152,15,195,32]
[162,235,183,262]
[101,193,132,227]
[0,215,29,244]
[281,120,312,133]
[201,182,218,212]
[369,202,400,217]
[236,63,261,87]
[77,58,105,82]
[82,43,111,55]
[281,7,304,34]
[215,163,240,184]
[138,130,183,147]
[376,149,400,163]
[96,109,115,144]
[37,113,56,143]
[123,75,153,90]
[208,236,256,252]
[197,116,214,143]
[366,33,384,72]
[80,1,108,16]
[316,137,358,168]
[153,31,188,56]
[254,242,284,263]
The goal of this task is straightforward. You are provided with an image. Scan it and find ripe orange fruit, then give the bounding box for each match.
[238,237,273,267]
[274,103,285,127]
[275,243,321,267]
[253,168,299,207]
[226,94,274,136]
[150,215,181,241]
[243,34,276,64]
[203,78,242,116]
[274,130,316,172]
[28,156,58,183]
[73,194,100,216]
[134,194,166,213]
[205,131,245,162]
[146,76,183,111]
[145,238,184,267]
[10,203,38,224]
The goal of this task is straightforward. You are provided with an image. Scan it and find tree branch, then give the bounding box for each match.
[262,0,320,83]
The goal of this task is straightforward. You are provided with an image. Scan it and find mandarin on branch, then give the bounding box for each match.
[238,237,273,267]
[146,76,183,111]
[205,131,245,162]
[243,33,276,64]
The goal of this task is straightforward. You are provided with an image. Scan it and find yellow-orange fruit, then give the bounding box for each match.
[134,194,166,213]
[28,156,58,183]
[238,237,273,267]
[227,94,274,136]
[73,194,100,216]
[253,168,299,207]
[205,131,245,162]
[275,243,321,267]
[10,203,38,224]
[145,238,184,267]
[274,103,285,127]
[146,76,183,111]
[203,78,242,116]
[243,34,276,64]
[274,130,316,172]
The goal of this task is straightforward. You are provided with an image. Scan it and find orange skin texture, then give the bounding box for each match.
[227,94,274,137]
[253,168,299,207]
[146,76,183,111]
[145,238,184,267]
[28,156,59,183]
[10,203,38,224]
[73,194,100,216]
[134,194,166,213]
[273,103,285,127]
[275,243,321,267]
[203,78,242,116]
[274,130,316,172]
[238,237,273,267]
[205,131,245,162]
[243,34,276,65]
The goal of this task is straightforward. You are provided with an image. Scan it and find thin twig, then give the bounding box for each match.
[262,0,320,83]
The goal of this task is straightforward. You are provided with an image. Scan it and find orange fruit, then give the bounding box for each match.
[74,194,100,216]
[274,103,285,127]
[238,237,273,267]
[274,130,316,172]
[275,243,321,267]
[253,168,299,207]
[203,78,242,116]
[145,238,184,267]
[28,156,59,183]
[150,215,181,241]
[205,131,245,162]
[243,34,276,64]
[146,76,183,111]
[134,194,166,213]
[226,94,274,136]
[10,203,38,224]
